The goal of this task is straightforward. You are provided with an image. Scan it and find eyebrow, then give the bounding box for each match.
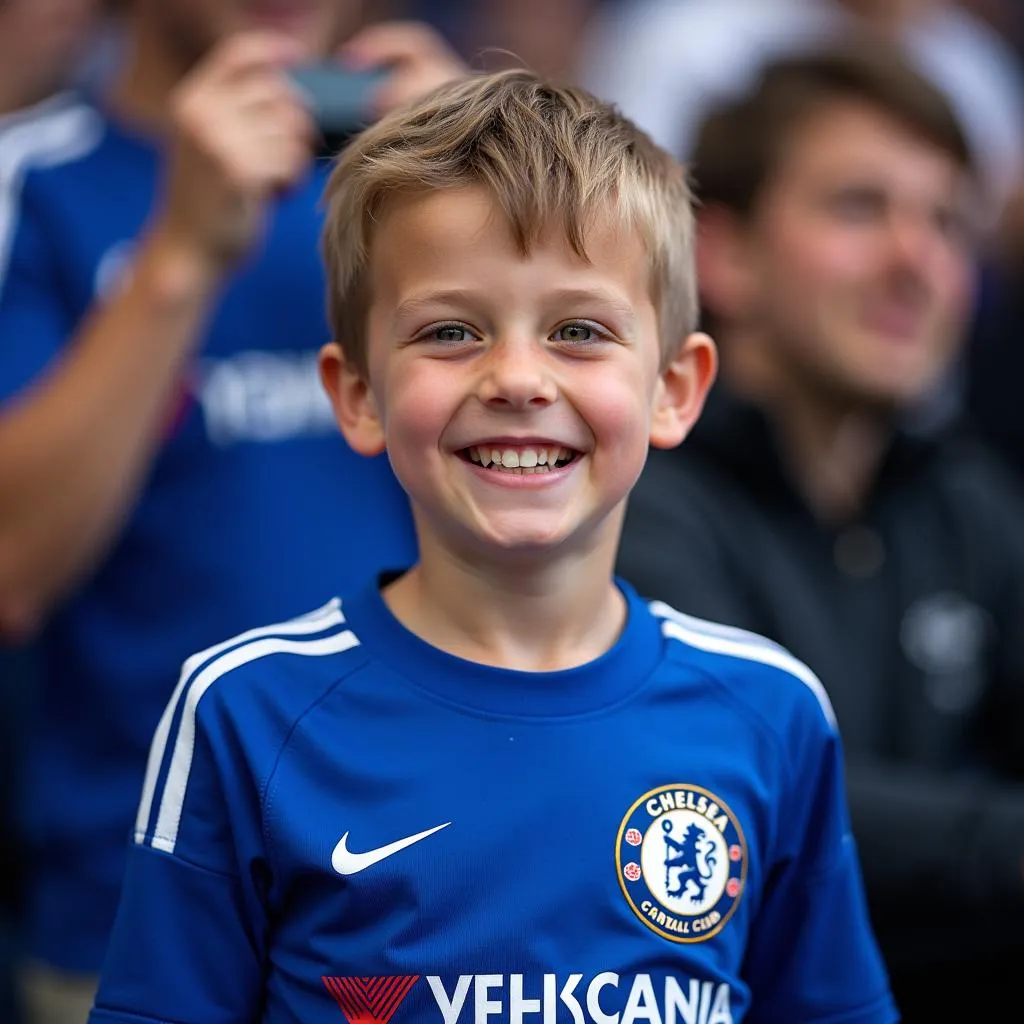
[393,287,639,328]
[546,288,639,324]
[393,290,481,321]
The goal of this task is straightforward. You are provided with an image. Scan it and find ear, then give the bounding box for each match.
[696,204,758,323]
[318,341,387,456]
[649,332,717,450]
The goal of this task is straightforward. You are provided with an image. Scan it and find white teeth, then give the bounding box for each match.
[465,444,577,471]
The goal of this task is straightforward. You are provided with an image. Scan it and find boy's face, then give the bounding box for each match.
[704,98,974,411]
[144,0,360,61]
[322,187,715,563]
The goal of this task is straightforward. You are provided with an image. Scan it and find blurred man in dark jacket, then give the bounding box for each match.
[618,41,1024,1021]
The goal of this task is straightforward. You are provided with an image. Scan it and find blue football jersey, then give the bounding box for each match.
[0,93,416,971]
[90,578,897,1024]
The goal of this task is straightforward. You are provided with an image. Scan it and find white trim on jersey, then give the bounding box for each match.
[133,599,344,846]
[649,600,837,729]
[147,625,361,855]
[0,94,103,293]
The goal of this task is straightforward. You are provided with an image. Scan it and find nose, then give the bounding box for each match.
[476,335,558,410]
[886,206,939,270]
[881,207,945,303]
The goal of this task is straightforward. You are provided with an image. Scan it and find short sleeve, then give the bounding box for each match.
[0,104,101,402]
[88,701,268,1023]
[0,173,76,403]
[743,716,898,1023]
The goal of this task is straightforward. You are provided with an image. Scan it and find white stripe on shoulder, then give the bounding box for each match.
[148,625,360,854]
[133,598,343,845]
[0,96,103,293]
[650,600,836,729]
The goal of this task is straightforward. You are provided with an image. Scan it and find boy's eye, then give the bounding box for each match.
[418,322,478,345]
[552,322,601,344]
[434,325,471,343]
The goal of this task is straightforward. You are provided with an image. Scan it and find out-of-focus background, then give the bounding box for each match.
[3,1,1024,1022]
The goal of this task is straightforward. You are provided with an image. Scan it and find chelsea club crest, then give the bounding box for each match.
[616,784,747,943]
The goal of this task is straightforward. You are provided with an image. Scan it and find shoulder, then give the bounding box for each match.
[648,598,836,736]
[0,93,108,279]
[135,598,371,853]
[628,445,737,522]
[931,431,1024,529]
[172,597,371,738]
[0,91,106,184]
[623,445,763,568]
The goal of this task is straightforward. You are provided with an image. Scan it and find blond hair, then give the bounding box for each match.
[321,69,697,376]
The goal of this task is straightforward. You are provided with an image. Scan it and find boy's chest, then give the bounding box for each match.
[262,707,772,1023]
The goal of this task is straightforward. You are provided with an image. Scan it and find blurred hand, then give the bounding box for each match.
[339,20,468,119]
[154,31,316,272]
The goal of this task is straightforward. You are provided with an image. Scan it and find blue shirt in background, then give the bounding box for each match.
[0,93,417,973]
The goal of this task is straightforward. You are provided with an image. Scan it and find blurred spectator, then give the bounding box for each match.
[579,0,1024,244]
[0,0,101,119]
[965,253,1024,478]
[0,644,33,1024]
[957,2,1024,481]
[0,4,108,1023]
[0,1,464,1020]
[411,0,598,80]
[960,0,1024,54]
[616,43,1024,1020]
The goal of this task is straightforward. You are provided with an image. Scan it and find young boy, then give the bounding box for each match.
[87,71,897,1024]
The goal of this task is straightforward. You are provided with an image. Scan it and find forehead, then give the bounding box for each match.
[367,187,655,308]
[765,98,968,203]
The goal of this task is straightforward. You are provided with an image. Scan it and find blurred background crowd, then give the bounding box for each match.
[3,1,1024,1022]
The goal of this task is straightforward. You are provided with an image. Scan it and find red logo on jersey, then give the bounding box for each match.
[323,975,420,1024]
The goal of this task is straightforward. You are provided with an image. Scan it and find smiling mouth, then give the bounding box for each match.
[458,445,581,474]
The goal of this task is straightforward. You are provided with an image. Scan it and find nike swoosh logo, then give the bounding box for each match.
[332,821,451,875]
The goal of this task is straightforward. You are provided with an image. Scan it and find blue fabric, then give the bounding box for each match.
[90,578,896,1023]
[0,94,417,972]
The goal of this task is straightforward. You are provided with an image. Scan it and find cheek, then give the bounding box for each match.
[582,368,655,459]
[383,370,447,447]
[935,252,976,324]
[769,224,873,302]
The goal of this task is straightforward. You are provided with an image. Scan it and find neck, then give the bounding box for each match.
[722,333,892,522]
[383,526,627,672]
[107,18,189,132]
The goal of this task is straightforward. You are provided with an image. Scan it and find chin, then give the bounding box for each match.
[466,519,577,559]
[835,384,925,420]
[864,366,950,409]
[824,352,943,412]
[480,531,569,556]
